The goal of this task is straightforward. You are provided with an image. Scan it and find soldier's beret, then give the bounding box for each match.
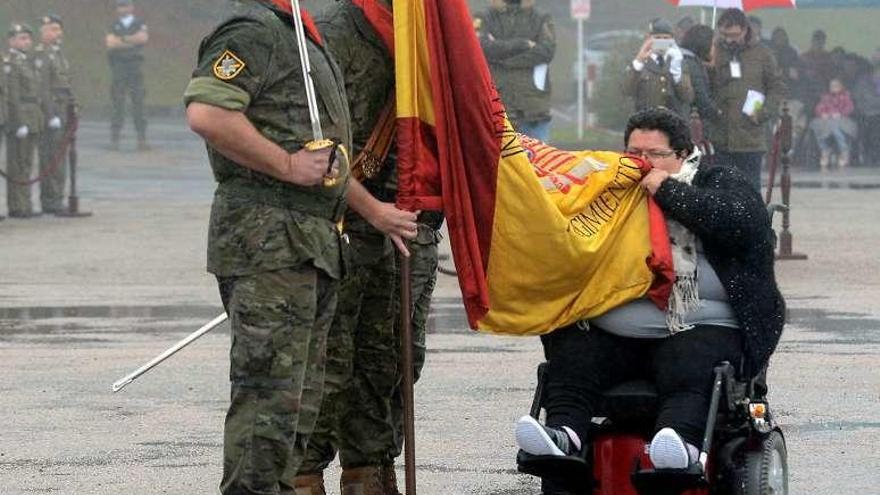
[8,23,34,38]
[116,0,134,6]
[648,18,674,37]
[41,14,64,28]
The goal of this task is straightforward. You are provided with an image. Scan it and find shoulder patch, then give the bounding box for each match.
[213,50,246,81]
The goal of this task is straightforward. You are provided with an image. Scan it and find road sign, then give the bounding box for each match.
[571,0,591,20]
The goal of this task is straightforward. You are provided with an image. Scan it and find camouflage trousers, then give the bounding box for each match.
[38,125,68,212]
[216,265,338,495]
[296,224,440,475]
[5,131,38,216]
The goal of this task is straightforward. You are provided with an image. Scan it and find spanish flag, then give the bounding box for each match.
[394,0,672,335]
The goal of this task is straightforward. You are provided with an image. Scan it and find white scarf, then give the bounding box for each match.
[665,147,702,333]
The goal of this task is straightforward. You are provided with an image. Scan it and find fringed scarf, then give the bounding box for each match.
[665,148,703,333]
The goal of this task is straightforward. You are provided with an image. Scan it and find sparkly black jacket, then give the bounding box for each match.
[654,164,785,379]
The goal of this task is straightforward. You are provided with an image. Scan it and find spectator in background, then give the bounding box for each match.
[674,16,695,44]
[811,78,856,171]
[800,30,834,110]
[747,16,768,46]
[708,8,786,192]
[679,25,716,123]
[854,62,880,166]
[770,27,801,91]
[476,0,556,142]
[106,0,149,151]
[622,18,694,118]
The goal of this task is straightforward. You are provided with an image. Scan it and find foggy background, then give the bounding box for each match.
[2,0,877,128]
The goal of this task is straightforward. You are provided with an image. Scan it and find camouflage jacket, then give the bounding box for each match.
[475,3,556,126]
[317,0,397,245]
[3,48,44,132]
[35,43,76,121]
[622,54,694,118]
[708,35,787,152]
[184,0,352,278]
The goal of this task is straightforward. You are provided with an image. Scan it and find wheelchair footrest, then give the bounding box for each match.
[517,449,593,490]
[631,462,708,495]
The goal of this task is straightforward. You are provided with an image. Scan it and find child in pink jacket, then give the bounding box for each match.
[812,78,856,169]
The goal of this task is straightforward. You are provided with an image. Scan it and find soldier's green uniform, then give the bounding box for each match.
[183,1,351,493]
[294,2,443,493]
[35,17,76,213]
[4,24,44,218]
[476,0,556,141]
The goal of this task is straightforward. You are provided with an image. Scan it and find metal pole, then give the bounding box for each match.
[400,254,417,495]
[777,104,807,261]
[577,18,585,141]
[112,313,229,392]
[57,107,92,218]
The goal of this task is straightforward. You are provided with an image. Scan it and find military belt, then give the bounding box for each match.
[20,97,39,103]
[218,179,345,222]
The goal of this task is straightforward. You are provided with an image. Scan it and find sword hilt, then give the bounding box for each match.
[305,139,348,188]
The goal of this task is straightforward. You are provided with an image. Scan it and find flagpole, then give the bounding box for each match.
[713,0,718,26]
[400,253,417,495]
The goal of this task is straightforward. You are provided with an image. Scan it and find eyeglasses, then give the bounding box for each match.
[625,149,677,160]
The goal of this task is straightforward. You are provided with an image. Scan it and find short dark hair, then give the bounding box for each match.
[680,24,714,62]
[717,8,749,30]
[624,108,694,157]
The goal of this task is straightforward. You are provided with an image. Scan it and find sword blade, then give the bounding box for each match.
[111,313,229,393]
[290,0,324,141]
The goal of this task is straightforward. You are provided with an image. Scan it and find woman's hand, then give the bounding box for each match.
[641,168,670,196]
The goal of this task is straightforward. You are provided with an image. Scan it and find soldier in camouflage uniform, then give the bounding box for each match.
[476,0,556,142]
[4,23,44,219]
[183,1,353,493]
[35,14,76,214]
[292,2,443,494]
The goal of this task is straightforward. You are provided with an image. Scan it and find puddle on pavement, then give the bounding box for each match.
[787,308,880,344]
[1,301,875,345]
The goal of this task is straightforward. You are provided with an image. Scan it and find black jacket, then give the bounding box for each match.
[654,164,785,378]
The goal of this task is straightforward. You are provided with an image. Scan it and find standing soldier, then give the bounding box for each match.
[4,23,44,219]
[293,1,443,494]
[622,18,694,119]
[184,0,366,493]
[106,0,149,151]
[476,0,556,142]
[35,14,76,214]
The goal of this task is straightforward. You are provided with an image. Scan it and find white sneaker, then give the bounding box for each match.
[649,427,690,469]
[515,415,573,457]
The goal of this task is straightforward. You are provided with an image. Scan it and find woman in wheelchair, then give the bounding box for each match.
[515,108,785,492]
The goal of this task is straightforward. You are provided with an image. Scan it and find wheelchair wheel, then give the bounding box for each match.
[742,431,788,495]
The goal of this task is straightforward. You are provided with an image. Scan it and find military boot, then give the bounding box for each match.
[292,473,326,495]
[381,464,402,495]
[340,466,384,495]
[137,136,151,152]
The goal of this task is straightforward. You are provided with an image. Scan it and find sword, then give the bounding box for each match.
[111,313,228,393]
[289,0,342,187]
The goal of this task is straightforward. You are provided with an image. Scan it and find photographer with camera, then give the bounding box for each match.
[623,18,694,118]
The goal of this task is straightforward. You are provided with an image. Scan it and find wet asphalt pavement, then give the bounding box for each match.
[1,120,879,494]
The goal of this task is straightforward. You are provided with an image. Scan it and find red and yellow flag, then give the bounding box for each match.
[394,0,672,335]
